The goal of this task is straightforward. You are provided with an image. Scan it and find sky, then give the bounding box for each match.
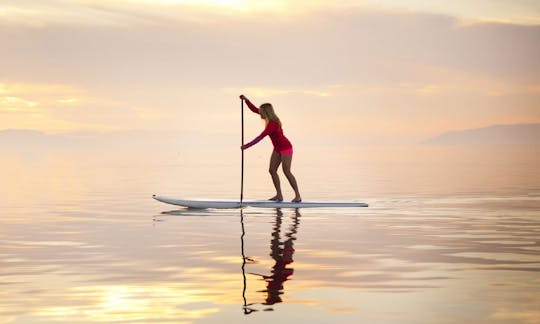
[1,0,539,142]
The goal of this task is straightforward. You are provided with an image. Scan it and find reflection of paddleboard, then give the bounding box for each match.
[153,195,368,209]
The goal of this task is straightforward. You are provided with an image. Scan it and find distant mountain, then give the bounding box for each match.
[426,124,540,145]
[0,129,45,140]
[0,129,235,151]
[0,129,100,151]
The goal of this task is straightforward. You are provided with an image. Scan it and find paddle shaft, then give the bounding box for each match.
[240,98,244,204]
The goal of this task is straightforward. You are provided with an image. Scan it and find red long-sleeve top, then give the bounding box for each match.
[243,99,292,152]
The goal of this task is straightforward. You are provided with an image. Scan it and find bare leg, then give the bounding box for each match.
[269,150,283,201]
[281,153,301,202]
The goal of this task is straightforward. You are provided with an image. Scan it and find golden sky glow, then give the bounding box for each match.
[0,0,539,139]
[1,0,539,24]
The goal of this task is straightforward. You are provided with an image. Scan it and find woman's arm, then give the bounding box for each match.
[242,121,277,150]
[240,95,259,114]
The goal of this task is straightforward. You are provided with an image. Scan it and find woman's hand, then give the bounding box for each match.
[239,94,247,101]
[240,144,248,150]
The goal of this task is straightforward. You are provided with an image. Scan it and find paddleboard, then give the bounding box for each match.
[153,195,368,209]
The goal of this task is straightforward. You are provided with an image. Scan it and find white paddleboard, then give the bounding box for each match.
[153,195,368,209]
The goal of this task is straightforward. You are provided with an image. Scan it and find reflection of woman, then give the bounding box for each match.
[256,209,301,307]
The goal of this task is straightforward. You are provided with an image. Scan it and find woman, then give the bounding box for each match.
[240,95,302,203]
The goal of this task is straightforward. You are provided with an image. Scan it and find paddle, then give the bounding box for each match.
[241,97,245,204]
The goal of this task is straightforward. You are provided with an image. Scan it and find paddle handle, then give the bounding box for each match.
[240,98,244,204]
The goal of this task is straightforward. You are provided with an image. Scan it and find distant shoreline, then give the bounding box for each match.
[426,123,540,145]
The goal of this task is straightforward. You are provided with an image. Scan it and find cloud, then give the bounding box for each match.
[0,96,38,113]
[0,2,538,136]
[0,81,138,131]
[2,1,539,26]
[1,6,538,90]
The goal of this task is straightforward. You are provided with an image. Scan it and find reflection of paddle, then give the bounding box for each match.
[240,209,254,314]
[243,300,258,314]
[248,272,266,277]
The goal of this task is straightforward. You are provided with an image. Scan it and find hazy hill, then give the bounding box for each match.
[426,124,540,145]
[0,129,76,149]
[0,129,235,151]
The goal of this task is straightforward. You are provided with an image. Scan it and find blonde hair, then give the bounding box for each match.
[259,103,281,126]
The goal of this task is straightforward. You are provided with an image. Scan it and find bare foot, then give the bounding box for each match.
[269,195,283,202]
[292,197,302,203]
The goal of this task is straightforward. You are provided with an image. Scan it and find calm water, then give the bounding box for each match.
[1,144,539,323]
